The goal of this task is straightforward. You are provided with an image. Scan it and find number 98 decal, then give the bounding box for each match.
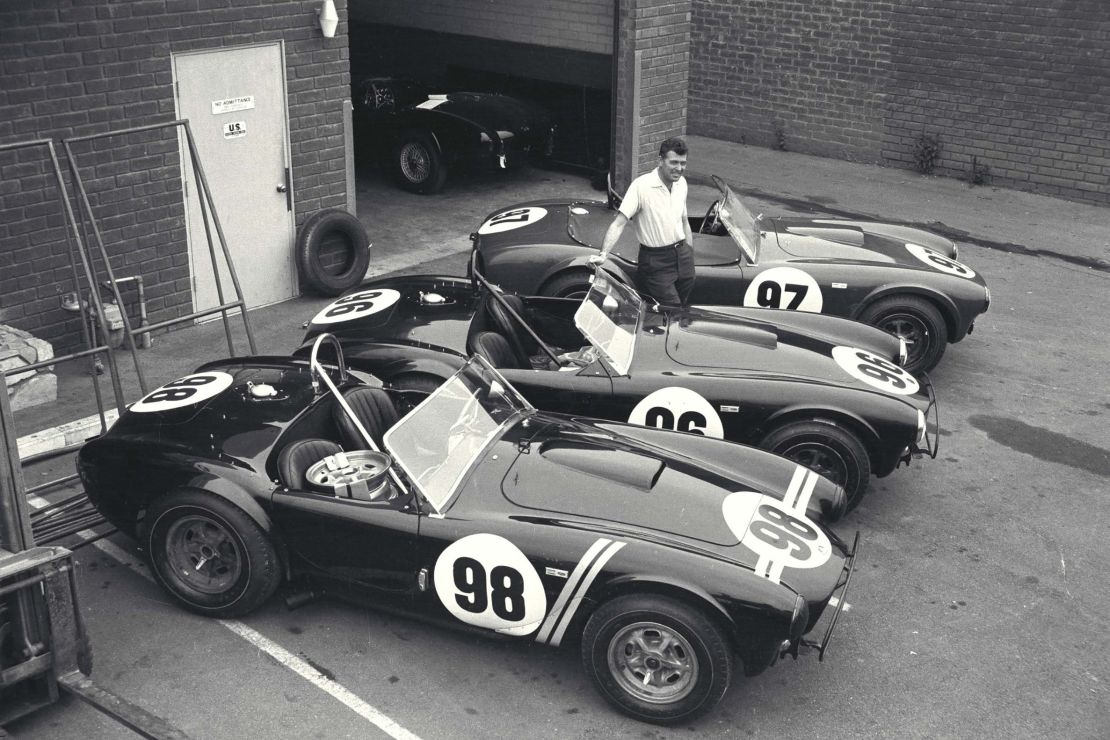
[832,345,920,396]
[905,243,976,278]
[311,289,401,325]
[723,492,832,574]
[131,372,234,413]
[477,206,547,235]
[433,533,547,636]
[743,267,824,312]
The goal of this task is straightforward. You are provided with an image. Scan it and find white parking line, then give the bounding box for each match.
[26,494,422,740]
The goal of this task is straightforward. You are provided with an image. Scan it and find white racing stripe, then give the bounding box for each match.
[549,541,626,647]
[26,494,423,740]
[535,538,611,645]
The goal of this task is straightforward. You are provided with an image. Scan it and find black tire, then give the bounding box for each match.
[581,594,733,725]
[393,131,447,194]
[540,270,592,300]
[858,295,948,374]
[145,491,281,618]
[295,209,371,296]
[760,420,872,511]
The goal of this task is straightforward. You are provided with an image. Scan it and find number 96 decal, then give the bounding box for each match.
[723,492,831,581]
[832,346,920,396]
[433,533,547,636]
[311,289,401,325]
[905,243,976,278]
[131,372,234,413]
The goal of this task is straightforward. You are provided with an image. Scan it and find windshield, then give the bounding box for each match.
[574,272,642,376]
[383,358,531,513]
[712,175,761,264]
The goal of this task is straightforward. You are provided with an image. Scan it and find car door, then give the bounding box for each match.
[270,488,420,608]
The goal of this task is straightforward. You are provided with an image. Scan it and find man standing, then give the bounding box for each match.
[590,137,695,306]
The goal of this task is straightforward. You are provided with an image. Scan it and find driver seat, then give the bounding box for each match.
[473,331,528,370]
[333,387,399,451]
[277,438,343,490]
[485,294,533,368]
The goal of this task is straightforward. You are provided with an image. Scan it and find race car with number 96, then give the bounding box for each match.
[469,175,990,373]
[77,344,857,724]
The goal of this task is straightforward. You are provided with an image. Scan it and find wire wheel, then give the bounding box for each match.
[607,621,699,704]
[163,514,243,596]
[399,140,431,183]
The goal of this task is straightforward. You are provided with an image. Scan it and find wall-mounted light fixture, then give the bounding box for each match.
[318,0,338,38]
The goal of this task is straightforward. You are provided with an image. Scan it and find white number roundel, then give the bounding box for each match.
[743,267,824,312]
[433,533,547,636]
[477,207,547,235]
[311,289,401,325]
[131,372,234,413]
[832,345,920,395]
[723,492,832,570]
[905,243,975,278]
[629,387,724,438]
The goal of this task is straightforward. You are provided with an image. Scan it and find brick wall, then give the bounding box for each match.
[0,0,351,352]
[689,0,1109,206]
[352,0,614,56]
[613,0,693,189]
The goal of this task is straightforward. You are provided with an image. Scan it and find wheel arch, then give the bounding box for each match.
[757,406,884,472]
[537,260,636,297]
[853,284,961,341]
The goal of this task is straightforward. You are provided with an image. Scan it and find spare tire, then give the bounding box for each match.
[296,209,371,295]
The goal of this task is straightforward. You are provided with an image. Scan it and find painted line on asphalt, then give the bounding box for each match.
[25,493,422,740]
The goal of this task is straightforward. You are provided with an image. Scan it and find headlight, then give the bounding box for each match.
[915,409,927,448]
[897,337,909,367]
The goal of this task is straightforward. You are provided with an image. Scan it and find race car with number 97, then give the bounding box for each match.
[469,175,990,373]
[77,343,857,724]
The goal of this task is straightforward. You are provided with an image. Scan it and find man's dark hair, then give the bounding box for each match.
[659,136,688,158]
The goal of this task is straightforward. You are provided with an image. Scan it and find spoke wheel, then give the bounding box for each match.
[607,621,698,704]
[392,131,447,193]
[399,141,431,182]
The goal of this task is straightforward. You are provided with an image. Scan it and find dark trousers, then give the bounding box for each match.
[637,242,695,306]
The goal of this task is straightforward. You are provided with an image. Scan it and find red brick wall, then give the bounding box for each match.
[0,0,351,351]
[614,0,693,189]
[689,0,1110,206]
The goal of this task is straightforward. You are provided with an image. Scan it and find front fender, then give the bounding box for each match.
[852,283,964,340]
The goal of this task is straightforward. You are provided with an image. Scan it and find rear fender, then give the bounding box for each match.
[537,258,635,296]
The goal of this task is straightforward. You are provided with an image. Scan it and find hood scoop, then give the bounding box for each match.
[539,443,664,490]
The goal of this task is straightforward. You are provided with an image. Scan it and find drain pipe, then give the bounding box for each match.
[102,276,151,349]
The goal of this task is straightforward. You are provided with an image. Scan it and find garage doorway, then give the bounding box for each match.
[172,43,296,314]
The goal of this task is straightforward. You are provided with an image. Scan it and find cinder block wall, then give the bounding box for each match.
[690,0,1109,206]
[353,0,614,55]
[0,0,350,352]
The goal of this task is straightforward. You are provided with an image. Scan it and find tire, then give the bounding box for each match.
[540,271,592,300]
[393,131,447,194]
[296,209,371,296]
[581,594,733,725]
[760,420,872,511]
[145,491,281,618]
[858,295,948,374]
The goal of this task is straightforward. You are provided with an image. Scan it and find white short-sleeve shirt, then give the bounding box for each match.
[618,169,688,248]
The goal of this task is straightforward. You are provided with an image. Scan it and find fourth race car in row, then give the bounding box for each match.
[301,265,939,509]
[78,342,857,724]
[470,175,990,373]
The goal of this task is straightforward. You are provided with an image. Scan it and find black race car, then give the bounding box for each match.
[77,344,857,724]
[353,76,555,193]
[300,267,939,509]
[470,175,990,372]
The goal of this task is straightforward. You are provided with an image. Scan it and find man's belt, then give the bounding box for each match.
[640,240,685,249]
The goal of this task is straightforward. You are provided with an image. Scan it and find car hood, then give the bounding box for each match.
[419,92,550,137]
[502,414,849,596]
[769,217,958,264]
[302,275,478,355]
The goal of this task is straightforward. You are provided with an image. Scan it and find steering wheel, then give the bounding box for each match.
[700,201,721,235]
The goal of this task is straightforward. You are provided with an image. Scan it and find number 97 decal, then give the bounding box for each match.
[832,345,920,396]
[743,267,824,312]
[433,533,547,636]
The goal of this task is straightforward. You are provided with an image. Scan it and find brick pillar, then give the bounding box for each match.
[612,0,692,192]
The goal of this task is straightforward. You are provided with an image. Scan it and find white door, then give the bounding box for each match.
[173,43,295,313]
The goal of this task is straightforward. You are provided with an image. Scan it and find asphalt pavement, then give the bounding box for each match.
[7,140,1110,738]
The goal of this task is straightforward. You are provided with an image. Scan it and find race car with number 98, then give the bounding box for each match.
[469,175,990,373]
[77,342,857,725]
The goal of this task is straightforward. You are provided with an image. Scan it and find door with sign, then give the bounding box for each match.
[172,43,296,315]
